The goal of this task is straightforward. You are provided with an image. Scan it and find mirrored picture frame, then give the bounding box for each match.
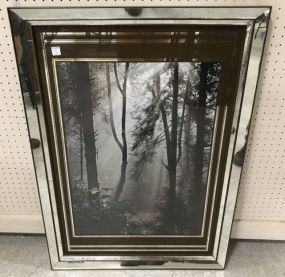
[8,7,271,270]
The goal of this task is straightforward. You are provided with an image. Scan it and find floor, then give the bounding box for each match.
[0,236,284,277]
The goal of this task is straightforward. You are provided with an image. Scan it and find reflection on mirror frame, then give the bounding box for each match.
[10,11,41,149]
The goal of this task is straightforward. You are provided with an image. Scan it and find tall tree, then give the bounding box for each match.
[182,74,193,187]
[167,63,179,207]
[75,62,99,203]
[131,62,185,208]
[194,62,212,191]
[79,126,84,182]
[106,63,130,202]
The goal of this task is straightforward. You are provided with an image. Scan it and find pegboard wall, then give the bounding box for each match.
[0,0,284,240]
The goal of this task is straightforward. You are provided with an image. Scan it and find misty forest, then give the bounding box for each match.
[56,61,221,236]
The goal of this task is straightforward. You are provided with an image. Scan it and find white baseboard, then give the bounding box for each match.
[0,215,284,241]
[0,215,44,234]
[231,220,285,240]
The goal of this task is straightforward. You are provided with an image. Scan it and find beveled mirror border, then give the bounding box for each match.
[9,7,271,270]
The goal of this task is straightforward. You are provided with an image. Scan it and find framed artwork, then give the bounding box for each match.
[9,7,270,269]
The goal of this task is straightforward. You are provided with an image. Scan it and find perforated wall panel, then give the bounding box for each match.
[0,0,284,239]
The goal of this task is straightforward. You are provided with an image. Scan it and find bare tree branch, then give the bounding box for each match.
[114,62,130,202]
[160,104,171,151]
[176,79,189,164]
[106,64,123,152]
[161,160,169,171]
[121,62,130,156]
[114,63,123,95]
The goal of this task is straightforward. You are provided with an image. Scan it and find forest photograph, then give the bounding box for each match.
[55,60,221,236]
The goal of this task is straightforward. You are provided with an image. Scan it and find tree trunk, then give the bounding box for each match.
[154,63,179,208]
[79,126,84,182]
[194,62,209,191]
[114,160,127,201]
[75,62,99,203]
[168,62,179,208]
[155,74,171,164]
[106,64,123,151]
[114,62,129,201]
[183,77,192,187]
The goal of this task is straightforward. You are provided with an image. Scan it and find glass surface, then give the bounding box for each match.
[55,61,221,236]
